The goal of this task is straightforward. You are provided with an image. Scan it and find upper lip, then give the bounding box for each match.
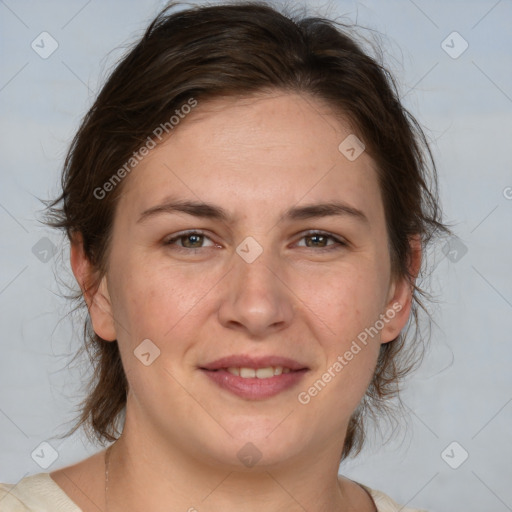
[200,355,308,371]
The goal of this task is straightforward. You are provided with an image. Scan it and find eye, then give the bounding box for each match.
[163,230,216,250]
[163,229,347,253]
[295,231,347,251]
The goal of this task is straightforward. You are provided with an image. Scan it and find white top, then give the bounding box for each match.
[0,473,427,511]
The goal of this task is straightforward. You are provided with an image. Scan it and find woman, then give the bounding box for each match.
[0,1,447,510]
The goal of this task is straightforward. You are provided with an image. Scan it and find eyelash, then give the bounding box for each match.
[163,230,347,253]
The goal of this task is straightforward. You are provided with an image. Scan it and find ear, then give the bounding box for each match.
[380,235,422,344]
[70,232,117,341]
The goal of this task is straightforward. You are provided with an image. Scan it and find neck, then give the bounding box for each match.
[104,426,352,512]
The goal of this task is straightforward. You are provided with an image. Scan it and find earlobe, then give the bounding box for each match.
[380,236,422,344]
[69,232,117,342]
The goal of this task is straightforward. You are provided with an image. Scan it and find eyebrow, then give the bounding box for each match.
[137,198,369,225]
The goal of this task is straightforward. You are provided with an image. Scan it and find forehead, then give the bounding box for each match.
[117,92,384,226]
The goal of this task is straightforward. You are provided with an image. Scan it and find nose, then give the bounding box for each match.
[217,241,296,339]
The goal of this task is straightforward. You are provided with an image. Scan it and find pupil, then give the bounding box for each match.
[307,235,326,247]
[185,234,202,248]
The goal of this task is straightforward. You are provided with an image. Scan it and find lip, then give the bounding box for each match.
[200,355,308,371]
[199,354,309,400]
[201,368,308,400]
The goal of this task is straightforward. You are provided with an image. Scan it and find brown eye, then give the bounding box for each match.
[296,231,346,251]
[305,234,330,248]
[164,231,215,250]
[180,233,204,248]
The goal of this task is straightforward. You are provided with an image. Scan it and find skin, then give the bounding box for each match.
[51,91,420,512]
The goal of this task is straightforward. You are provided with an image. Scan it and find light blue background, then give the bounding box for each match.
[1,1,511,511]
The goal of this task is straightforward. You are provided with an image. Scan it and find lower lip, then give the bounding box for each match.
[201,369,308,400]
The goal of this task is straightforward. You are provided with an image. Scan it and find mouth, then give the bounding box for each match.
[199,355,309,400]
[206,365,300,378]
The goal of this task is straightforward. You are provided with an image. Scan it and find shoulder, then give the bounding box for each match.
[358,482,428,512]
[338,475,428,512]
[0,479,29,511]
[0,473,81,511]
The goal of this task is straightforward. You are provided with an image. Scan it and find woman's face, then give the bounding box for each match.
[80,92,413,469]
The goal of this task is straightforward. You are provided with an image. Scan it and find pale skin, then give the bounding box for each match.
[50,92,420,512]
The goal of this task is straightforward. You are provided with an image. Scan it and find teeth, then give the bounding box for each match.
[256,367,274,379]
[240,367,256,378]
[226,366,292,379]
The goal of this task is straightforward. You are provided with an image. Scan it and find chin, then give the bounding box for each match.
[205,421,307,470]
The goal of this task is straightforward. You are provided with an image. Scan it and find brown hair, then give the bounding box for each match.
[45,0,448,461]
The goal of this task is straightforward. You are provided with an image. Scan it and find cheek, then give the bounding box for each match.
[111,256,220,341]
[303,264,387,339]
[109,264,206,407]
[296,265,385,397]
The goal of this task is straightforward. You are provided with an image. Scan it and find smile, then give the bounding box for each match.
[201,367,308,400]
[224,366,292,378]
